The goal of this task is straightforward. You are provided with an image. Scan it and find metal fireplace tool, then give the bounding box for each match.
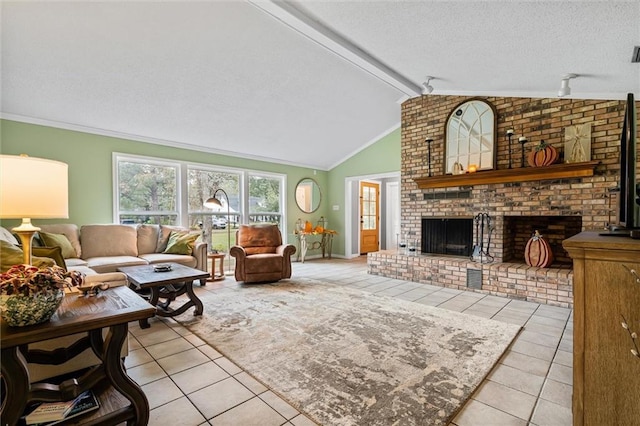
[471,213,495,263]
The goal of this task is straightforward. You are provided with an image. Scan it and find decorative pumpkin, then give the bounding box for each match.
[524,230,554,267]
[527,140,558,167]
[304,221,313,233]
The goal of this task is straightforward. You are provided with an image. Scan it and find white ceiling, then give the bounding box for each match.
[1,1,639,170]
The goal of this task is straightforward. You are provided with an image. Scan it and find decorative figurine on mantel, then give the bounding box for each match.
[527,140,559,167]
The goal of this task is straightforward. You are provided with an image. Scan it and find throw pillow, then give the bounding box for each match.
[0,241,55,273]
[163,231,199,255]
[32,246,67,271]
[39,232,77,259]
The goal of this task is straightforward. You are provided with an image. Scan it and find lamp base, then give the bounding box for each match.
[12,218,40,265]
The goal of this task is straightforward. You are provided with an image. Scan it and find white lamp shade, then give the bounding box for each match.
[0,155,69,219]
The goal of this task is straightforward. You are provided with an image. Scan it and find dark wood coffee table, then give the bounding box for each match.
[118,263,209,328]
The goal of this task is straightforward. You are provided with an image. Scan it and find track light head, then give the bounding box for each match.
[422,76,434,95]
[558,73,578,97]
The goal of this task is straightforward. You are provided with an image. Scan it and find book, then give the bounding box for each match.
[24,398,77,424]
[25,391,99,426]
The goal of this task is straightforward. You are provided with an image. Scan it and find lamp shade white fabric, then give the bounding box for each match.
[0,155,69,219]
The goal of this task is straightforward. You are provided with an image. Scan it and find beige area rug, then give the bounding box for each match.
[176,279,521,426]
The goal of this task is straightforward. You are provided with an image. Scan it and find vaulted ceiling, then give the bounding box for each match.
[2,1,638,170]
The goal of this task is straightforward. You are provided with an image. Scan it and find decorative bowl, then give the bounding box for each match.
[0,289,64,327]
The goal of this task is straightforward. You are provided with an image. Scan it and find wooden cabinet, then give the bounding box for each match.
[563,232,640,426]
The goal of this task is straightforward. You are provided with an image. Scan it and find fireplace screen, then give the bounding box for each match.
[421,218,473,257]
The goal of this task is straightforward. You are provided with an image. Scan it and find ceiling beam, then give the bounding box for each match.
[248,0,422,97]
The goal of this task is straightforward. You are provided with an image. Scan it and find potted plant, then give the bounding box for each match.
[0,264,84,327]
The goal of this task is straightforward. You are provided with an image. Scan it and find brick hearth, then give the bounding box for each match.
[368,95,638,308]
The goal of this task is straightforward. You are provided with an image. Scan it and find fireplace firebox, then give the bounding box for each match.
[421,218,473,257]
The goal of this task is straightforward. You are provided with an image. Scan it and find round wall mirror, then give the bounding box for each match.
[445,99,497,174]
[295,178,321,213]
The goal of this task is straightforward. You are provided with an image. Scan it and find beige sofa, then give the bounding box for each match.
[38,223,208,283]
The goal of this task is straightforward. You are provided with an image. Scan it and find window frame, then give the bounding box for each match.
[113,153,288,235]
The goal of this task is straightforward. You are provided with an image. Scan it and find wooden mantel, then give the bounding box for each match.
[413,161,600,189]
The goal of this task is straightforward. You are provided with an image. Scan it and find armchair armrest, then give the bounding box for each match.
[229,245,246,259]
[192,241,208,273]
[276,244,297,258]
[230,245,247,281]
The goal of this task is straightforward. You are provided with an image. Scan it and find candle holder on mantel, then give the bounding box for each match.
[507,129,514,169]
[519,136,528,167]
[426,137,433,177]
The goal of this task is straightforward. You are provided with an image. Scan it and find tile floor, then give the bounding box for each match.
[124,257,573,426]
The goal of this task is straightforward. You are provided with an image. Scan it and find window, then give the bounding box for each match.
[115,158,178,225]
[248,173,283,226]
[187,167,241,253]
[114,154,286,252]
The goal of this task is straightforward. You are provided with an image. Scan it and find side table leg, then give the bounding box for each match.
[102,324,149,426]
[1,347,30,426]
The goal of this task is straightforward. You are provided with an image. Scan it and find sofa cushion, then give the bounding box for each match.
[0,241,55,272]
[38,224,82,258]
[164,231,199,255]
[39,231,77,259]
[84,256,147,273]
[137,224,160,255]
[65,258,88,268]
[81,225,138,259]
[156,225,189,253]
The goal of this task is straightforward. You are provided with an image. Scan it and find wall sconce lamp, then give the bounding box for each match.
[0,155,69,265]
[422,76,434,95]
[558,73,578,97]
[204,189,232,275]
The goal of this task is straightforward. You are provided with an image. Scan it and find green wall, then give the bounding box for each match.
[0,119,400,256]
[326,128,401,255]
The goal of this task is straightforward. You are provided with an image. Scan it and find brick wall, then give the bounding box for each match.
[402,95,635,256]
[369,95,638,307]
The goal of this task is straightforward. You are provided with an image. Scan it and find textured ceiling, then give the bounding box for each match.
[1,1,639,170]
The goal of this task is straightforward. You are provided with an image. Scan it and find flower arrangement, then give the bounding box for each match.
[621,264,640,359]
[0,265,84,327]
[0,264,84,296]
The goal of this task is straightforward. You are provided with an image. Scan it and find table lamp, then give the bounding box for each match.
[204,189,231,275]
[0,155,69,265]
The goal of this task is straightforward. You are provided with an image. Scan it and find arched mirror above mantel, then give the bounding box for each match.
[295,178,321,213]
[445,99,497,174]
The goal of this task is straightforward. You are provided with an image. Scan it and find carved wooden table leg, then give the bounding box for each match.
[1,347,29,426]
[100,324,149,426]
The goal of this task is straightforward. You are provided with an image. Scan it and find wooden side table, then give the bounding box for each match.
[207,253,226,281]
[0,286,156,426]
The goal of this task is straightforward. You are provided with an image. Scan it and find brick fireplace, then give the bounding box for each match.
[368,95,637,307]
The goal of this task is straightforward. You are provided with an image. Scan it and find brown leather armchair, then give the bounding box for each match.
[229,224,296,283]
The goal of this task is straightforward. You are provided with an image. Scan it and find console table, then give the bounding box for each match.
[0,286,156,426]
[294,231,336,263]
[563,232,640,426]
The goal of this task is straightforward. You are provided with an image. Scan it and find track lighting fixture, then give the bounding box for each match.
[422,76,434,95]
[558,73,577,97]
